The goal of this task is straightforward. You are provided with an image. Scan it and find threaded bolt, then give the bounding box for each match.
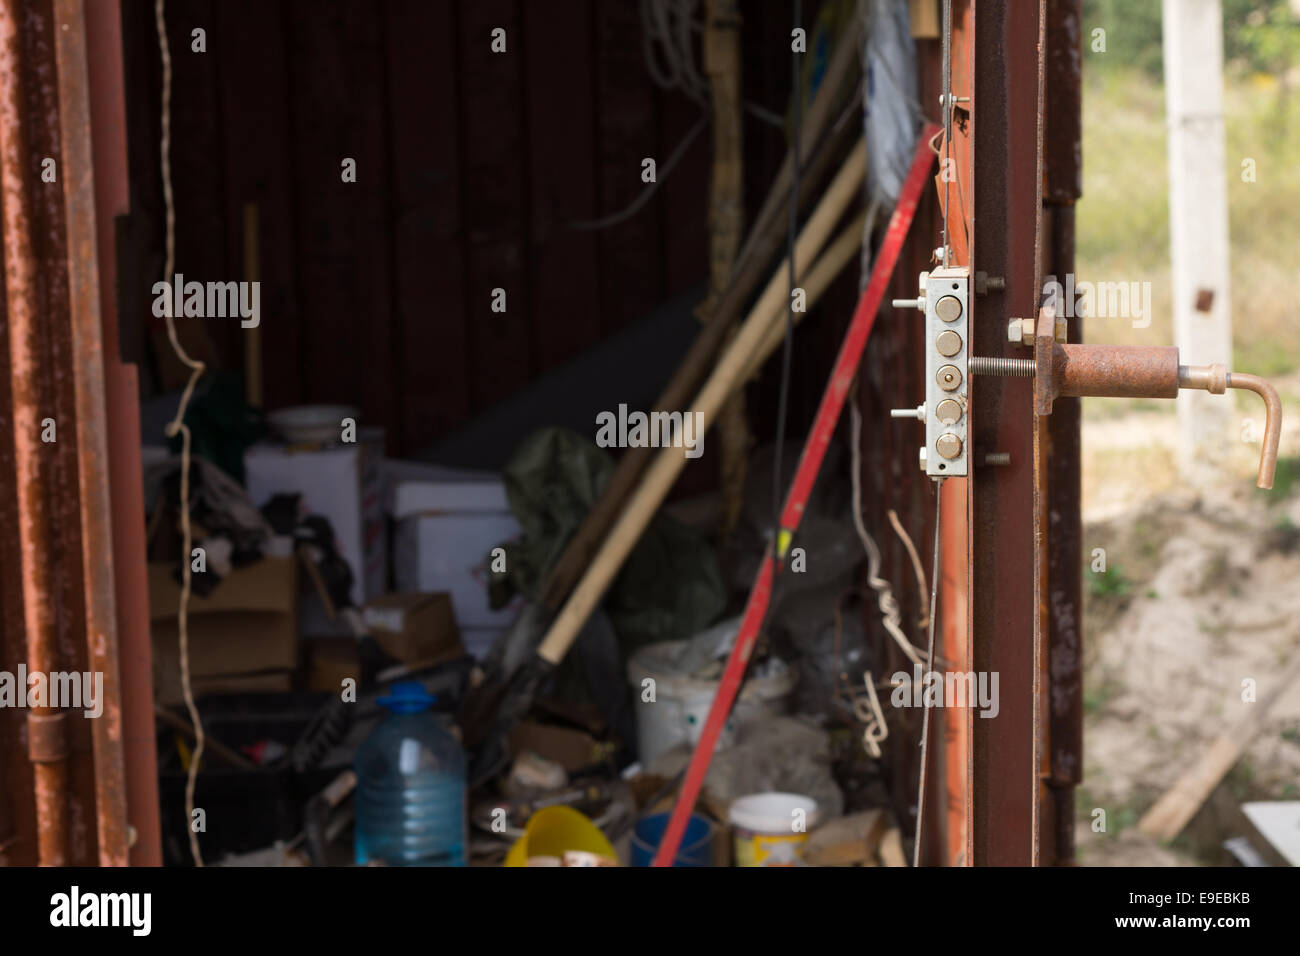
[970,356,1035,378]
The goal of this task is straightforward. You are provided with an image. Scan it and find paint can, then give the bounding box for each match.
[728,792,821,866]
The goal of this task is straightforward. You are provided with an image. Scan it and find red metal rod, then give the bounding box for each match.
[652,126,940,866]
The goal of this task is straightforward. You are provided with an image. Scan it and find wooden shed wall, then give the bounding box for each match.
[118,0,806,457]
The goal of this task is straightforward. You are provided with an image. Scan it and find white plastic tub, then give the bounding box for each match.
[626,636,794,765]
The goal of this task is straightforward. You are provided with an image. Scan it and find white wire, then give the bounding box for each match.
[849,392,928,669]
[640,0,708,103]
[156,0,206,868]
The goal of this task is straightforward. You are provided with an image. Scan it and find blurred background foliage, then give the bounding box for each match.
[1078,0,1300,388]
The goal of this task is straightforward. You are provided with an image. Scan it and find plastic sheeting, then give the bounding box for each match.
[863,0,921,204]
[493,427,726,653]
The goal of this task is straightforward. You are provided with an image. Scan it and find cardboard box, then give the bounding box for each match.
[387,462,522,637]
[393,513,522,630]
[305,637,360,692]
[508,720,604,773]
[245,430,386,605]
[149,556,298,702]
[387,460,510,515]
[361,591,462,665]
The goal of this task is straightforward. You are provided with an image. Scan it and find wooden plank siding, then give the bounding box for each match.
[119,0,729,458]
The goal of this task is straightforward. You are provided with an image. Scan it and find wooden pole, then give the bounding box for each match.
[538,22,864,612]
[1163,0,1232,482]
[705,0,749,539]
[536,141,866,665]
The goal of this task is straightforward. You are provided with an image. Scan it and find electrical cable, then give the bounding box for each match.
[849,390,929,668]
[567,112,709,231]
[940,0,952,267]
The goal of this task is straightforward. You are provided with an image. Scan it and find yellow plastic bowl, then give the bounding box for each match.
[504,805,618,867]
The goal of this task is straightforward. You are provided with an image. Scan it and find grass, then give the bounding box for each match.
[1077,67,1300,414]
[1083,674,1124,716]
[1075,784,1147,840]
[1264,454,1300,499]
[1088,563,1132,598]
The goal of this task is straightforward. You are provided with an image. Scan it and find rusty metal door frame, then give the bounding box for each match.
[961,0,1083,867]
[0,0,157,867]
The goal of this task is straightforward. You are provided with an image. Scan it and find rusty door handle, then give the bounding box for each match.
[1179,366,1281,490]
[970,307,1284,489]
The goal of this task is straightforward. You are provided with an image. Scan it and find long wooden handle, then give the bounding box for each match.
[536,141,866,665]
[539,30,863,612]
[742,209,865,382]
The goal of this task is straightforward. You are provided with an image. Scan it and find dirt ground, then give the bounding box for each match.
[1074,380,1300,866]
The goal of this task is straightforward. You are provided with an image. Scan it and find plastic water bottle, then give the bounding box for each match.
[354,681,467,866]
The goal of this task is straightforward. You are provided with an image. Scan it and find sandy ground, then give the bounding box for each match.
[1074,382,1300,866]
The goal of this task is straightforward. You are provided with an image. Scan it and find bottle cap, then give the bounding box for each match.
[376,680,437,714]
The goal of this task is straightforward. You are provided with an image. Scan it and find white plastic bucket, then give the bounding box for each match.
[627,639,794,765]
[728,792,821,867]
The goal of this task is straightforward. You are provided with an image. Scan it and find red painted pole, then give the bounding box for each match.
[651,126,940,867]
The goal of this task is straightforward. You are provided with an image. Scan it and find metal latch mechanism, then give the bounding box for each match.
[892,286,1283,489]
[890,266,971,477]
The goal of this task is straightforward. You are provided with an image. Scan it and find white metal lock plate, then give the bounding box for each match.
[924,266,969,477]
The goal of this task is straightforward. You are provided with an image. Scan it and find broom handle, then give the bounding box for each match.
[537,140,866,665]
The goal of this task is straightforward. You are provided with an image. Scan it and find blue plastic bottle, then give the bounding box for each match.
[354,681,467,866]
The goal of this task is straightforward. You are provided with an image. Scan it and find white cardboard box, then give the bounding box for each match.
[245,431,386,605]
[386,460,509,517]
[388,461,522,634]
[393,511,522,630]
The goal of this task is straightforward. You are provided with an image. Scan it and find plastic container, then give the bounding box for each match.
[629,811,714,867]
[627,637,794,764]
[353,681,467,866]
[503,805,618,867]
[728,792,820,867]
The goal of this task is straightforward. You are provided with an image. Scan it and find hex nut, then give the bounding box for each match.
[1006,316,1035,345]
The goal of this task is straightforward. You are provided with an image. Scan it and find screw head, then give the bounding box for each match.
[936,364,962,391]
